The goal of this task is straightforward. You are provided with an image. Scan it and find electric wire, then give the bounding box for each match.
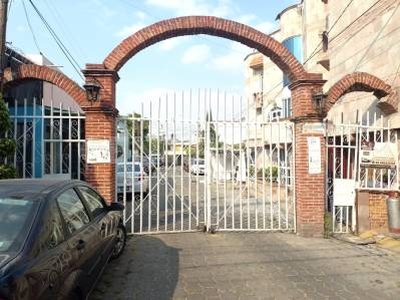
[304,0,356,65]
[354,1,400,71]
[42,0,87,64]
[8,0,12,15]
[27,0,84,81]
[22,0,41,54]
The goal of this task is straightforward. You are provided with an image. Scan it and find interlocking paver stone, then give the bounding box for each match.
[90,232,400,300]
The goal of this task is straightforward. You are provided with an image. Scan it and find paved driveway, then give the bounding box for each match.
[90,232,400,300]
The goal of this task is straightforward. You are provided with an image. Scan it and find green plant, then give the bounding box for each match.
[0,94,16,179]
[324,211,333,238]
[260,166,279,182]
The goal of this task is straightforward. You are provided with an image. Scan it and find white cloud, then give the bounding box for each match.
[211,52,244,72]
[135,11,148,21]
[210,42,248,72]
[236,14,277,34]
[116,23,147,38]
[16,25,27,32]
[255,21,277,34]
[236,14,258,25]
[158,37,188,51]
[181,44,211,64]
[117,87,176,115]
[145,0,232,17]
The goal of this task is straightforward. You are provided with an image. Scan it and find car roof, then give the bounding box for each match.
[0,179,85,201]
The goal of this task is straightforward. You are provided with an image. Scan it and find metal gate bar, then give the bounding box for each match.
[8,98,85,179]
[117,90,296,234]
[326,111,399,234]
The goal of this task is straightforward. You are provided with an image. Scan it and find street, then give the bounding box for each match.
[90,232,400,299]
[121,167,294,234]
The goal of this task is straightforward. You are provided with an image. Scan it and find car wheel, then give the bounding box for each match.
[68,288,83,300]
[111,224,127,260]
[134,193,142,202]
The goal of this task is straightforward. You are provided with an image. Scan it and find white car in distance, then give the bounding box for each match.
[117,162,149,199]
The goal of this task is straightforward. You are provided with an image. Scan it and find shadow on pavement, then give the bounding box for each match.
[90,235,179,300]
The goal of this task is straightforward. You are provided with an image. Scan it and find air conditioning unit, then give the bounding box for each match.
[360,149,373,163]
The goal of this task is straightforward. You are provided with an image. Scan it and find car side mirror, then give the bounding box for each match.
[107,202,125,211]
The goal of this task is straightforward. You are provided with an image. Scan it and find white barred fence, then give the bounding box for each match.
[326,111,399,233]
[7,98,86,180]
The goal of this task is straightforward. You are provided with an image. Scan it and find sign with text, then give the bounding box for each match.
[87,140,110,164]
[307,137,321,174]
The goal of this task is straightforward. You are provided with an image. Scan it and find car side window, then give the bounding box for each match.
[57,189,90,234]
[78,186,105,219]
[45,202,65,249]
[33,202,65,254]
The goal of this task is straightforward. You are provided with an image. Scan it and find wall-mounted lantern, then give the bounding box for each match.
[83,77,102,102]
[312,92,327,116]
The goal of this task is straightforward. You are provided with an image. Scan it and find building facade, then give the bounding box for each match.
[244,0,400,233]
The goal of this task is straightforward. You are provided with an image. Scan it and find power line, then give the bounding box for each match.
[304,0,356,65]
[22,0,41,54]
[354,1,400,71]
[42,0,87,64]
[27,0,84,81]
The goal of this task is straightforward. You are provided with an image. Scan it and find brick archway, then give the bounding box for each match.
[104,16,307,83]
[3,65,87,104]
[325,72,398,115]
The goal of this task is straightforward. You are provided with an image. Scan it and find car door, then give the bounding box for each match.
[23,200,70,300]
[56,188,104,292]
[77,185,117,266]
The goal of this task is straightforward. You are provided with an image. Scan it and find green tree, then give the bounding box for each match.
[192,111,223,158]
[125,113,150,154]
[0,94,16,178]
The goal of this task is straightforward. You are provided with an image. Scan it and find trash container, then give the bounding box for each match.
[387,192,400,234]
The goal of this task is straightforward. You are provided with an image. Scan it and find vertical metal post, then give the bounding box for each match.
[0,0,8,81]
[205,90,212,231]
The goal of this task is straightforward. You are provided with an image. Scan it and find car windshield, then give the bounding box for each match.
[194,159,205,165]
[0,198,38,252]
[118,164,140,173]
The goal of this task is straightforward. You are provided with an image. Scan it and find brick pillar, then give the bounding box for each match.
[82,64,119,204]
[290,76,326,237]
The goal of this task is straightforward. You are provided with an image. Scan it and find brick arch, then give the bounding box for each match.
[104,16,307,83]
[3,65,87,105]
[325,72,397,114]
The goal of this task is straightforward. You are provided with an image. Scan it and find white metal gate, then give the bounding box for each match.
[8,98,86,180]
[117,90,296,234]
[326,112,399,233]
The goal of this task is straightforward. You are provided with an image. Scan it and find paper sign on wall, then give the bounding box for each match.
[307,137,321,174]
[87,140,110,164]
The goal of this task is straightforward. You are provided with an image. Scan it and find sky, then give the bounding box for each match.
[6,0,298,116]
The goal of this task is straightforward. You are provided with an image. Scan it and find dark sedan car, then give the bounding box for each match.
[0,179,127,300]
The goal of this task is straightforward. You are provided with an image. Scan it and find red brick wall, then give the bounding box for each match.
[369,191,389,232]
[325,72,396,115]
[82,65,119,204]
[103,16,307,83]
[290,79,326,237]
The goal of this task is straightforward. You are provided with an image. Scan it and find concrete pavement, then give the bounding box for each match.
[90,232,400,300]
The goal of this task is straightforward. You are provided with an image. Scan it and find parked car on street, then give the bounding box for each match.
[117,162,149,199]
[189,158,206,175]
[149,154,164,168]
[0,179,126,300]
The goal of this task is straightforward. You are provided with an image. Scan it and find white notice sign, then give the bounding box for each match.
[307,137,321,174]
[87,140,110,164]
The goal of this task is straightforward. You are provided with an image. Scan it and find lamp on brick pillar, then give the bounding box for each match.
[312,91,327,117]
[83,77,102,102]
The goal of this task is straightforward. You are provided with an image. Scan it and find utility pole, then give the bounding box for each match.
[0,0,8,79]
